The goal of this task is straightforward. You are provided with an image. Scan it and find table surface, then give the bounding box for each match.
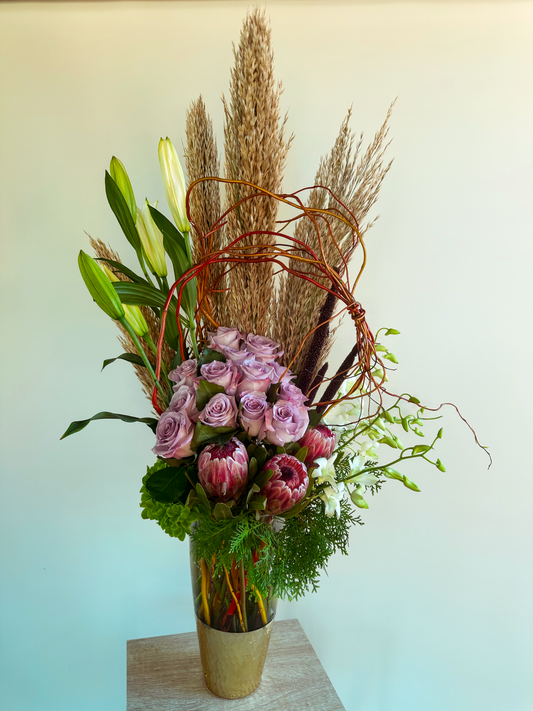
[127,618,345,710]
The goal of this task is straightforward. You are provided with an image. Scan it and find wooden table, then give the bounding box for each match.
[127,618,345,710]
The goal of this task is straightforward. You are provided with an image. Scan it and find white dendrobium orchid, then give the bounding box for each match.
[158,137,191,234]
[320,482,346,518]
[322,377,363,427]
[312,456,337,487]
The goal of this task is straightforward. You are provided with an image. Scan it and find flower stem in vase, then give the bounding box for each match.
[239,560,248,632]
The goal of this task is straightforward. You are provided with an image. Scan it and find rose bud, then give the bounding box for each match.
[152,410,195,459]
[245,334,284,363]
[260,454,309,515]
[264,400,309,446]
[239,390,268,439]
[199,393,238,429]
[198,437,249,501]
[169,384,199,422]
[200,360,241,396]
[169,359,199,389]
[236,359,275,395]
[298,425,337,465]
[208,326,244,352]
[278,381,308,406]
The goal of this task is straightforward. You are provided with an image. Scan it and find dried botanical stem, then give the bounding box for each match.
[317,343,360,413]
[297,288,337,396]
[275,104,394,371]
[185,96,227,326]
[307,362,328,406]
[223,7,292,335]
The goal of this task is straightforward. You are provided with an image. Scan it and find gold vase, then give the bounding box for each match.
[196,615,274,699]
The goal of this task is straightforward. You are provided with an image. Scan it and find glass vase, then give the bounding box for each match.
[189,539,277,699]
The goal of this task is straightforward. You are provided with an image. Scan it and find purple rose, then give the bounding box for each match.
[236,359,275,396]
[200,360,241,396]
[271,362,296,385]
[245,333,284,363]
[169,359,199,389]
[152,410,194,459]
[208,326,244,352]
[221,345,253,365]
[264,399,310,446]
[169,384,199,422]
[199,393,238,428]
[278,382,308,406]
[239,390,268,439]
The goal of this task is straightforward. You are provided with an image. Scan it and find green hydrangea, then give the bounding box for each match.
[140,460,199,541]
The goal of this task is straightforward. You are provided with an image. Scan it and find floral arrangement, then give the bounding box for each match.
[62,10,487,634]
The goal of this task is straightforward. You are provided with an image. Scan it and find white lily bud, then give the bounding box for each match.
[109,157,136,222]
[136,200,167,278]
[158,137,191,233]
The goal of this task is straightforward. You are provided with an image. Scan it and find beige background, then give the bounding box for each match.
[0,2,532,710]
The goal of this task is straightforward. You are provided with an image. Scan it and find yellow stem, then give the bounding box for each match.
[224,566,245,633]
[252,586,268,626]
[200,558,211,626]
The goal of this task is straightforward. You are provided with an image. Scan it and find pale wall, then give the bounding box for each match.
[0,2,531,710]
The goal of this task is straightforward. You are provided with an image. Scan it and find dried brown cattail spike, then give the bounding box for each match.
[88,235,174,413]
[185,97,227,327]
[223,7,292,335]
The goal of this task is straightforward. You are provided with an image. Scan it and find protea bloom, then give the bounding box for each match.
[299,425,337,465]
[198,437,249,501]
[260,454,309,515]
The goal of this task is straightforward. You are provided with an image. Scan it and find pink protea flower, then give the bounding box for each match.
[299,425,337,465]
[260,454,309,515]
[198,437,249,501]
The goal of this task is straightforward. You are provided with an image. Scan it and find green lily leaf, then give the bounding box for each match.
[145,463,193,504]
[105,171,141,254]
[101,353,145,371]
[60,411,158,439]
[196,381,225,411]
[148,204,186,253]
[96,258,150,286]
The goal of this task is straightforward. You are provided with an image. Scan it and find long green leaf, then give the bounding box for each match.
[101,353,145,371]
[105,171,141,253]
[60,412,158,439]
[162,233,195,314]
[145,463,192,504]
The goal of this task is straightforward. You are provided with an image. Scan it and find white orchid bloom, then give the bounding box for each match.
[348,470,379,487]
[320,482,346,518]
[323,400,361,427]
[312,456,337,487]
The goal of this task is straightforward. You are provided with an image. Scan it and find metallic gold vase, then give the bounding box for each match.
[196,616,274,699]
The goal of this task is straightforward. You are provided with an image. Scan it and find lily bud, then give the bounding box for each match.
[158,137,191,233]
[101,264,148,337]
[136,200,167,278]
[298,425,337,465]
[260,454,309,515]
[198,437,249,501]
[78,250,125,321]
[109,157,136,222]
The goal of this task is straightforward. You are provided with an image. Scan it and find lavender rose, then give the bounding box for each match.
[208,326,243,352]
[239,390,268,439]
[169,359,199,389]
[169,384,199,421]
[199,393,238,428]
[200,360,241,396]
[278,382,308,406]
[271,362,296,385]
[264,399,309,446]
[236,359,275,396]
[221,345,253,365]
[152,410,194,459]
[245,333,284,363]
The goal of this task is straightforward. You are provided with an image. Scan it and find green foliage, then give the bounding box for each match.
[61,411,158,440]
[190,512,277,596]
[140,460,199,540]
[270,498,362,601]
